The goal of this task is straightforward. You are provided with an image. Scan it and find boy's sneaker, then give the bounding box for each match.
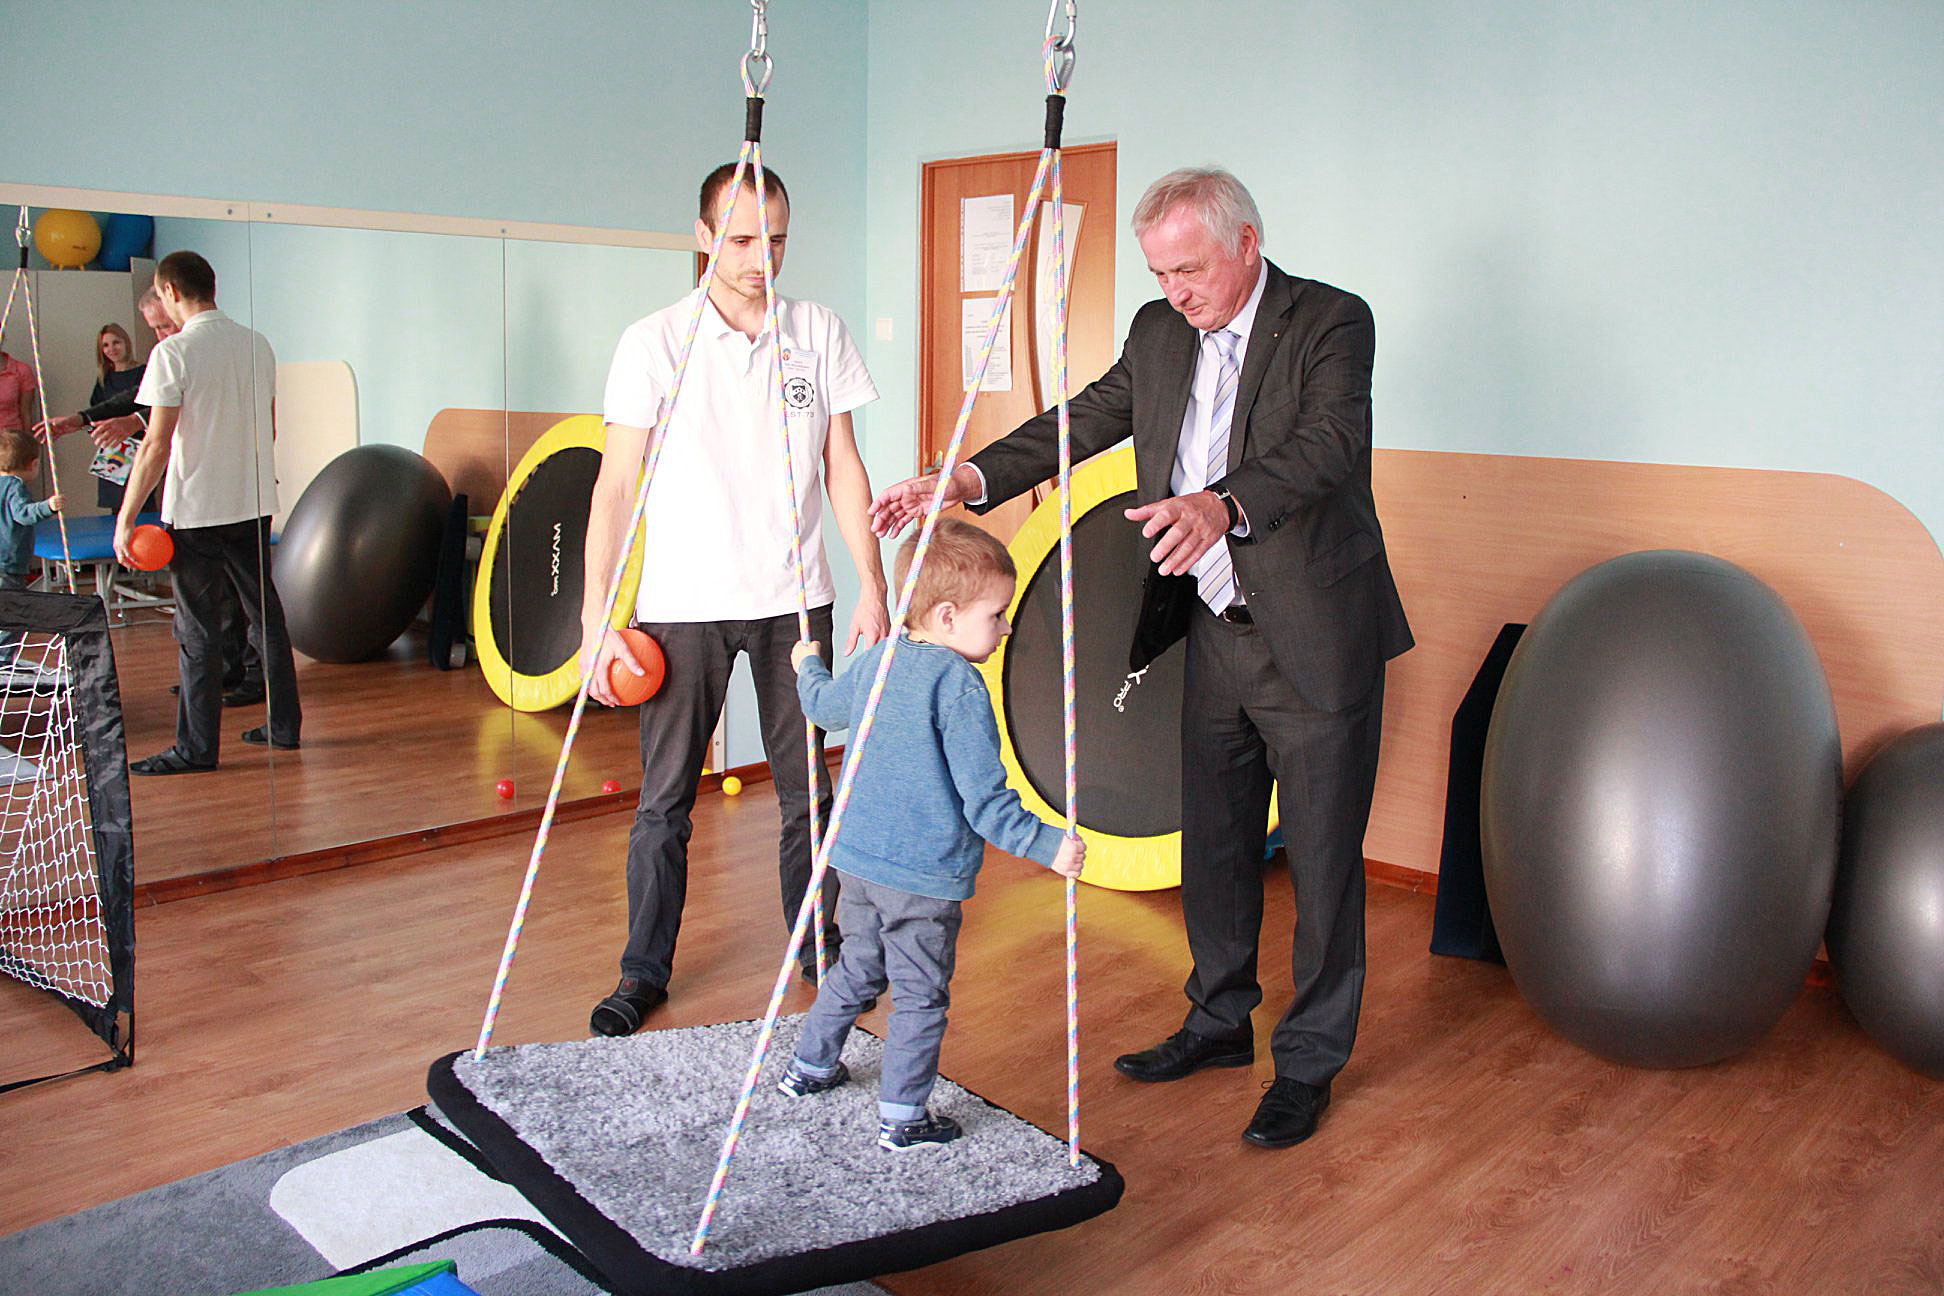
[777,1060,849,1097]
[878,1111,963,1151]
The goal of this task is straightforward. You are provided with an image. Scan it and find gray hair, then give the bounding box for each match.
[138,287,161,308]
[1131,167,1264,256]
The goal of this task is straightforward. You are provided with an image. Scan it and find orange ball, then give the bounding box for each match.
[607,627,666,706]
[126,524,173,572]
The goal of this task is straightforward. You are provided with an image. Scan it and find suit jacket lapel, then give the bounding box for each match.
[1138,319,1199,502]
[1229,261,1298,472]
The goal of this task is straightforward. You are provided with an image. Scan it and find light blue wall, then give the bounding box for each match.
[863,0,1944,548]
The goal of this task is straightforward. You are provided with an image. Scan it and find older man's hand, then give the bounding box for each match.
[1125,490,1230,577]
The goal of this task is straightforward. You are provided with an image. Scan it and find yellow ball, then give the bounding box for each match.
[721,775,743,796]
[34,209,101,269]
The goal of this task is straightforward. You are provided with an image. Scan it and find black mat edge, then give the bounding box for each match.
[340,1216,615,1291]
[428,1045,1124,1296]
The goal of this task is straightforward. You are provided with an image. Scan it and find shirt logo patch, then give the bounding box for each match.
[783,376,816,410]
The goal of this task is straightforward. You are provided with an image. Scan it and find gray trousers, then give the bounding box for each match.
[794,870,964,1121]
[1179,603,1386,1087]
[618,606,836,988]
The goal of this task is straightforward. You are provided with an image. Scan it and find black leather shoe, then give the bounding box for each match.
[1243,1077,1331,1148]
[1113,1027,1254,1082]
[589,977,666,1036]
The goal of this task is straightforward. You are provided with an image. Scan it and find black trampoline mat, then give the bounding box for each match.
[428,1017,1122,1296]
[1003,492,1183,839]
[491,446,602,677]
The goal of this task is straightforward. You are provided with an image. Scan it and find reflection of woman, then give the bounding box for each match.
[0,347,35,435]
[91,323,145,408]
[84,322,153,513]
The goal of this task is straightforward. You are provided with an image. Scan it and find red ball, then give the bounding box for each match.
[495,778,515,800]
[126,524,173,572]
[601,779,622,795]
[607,628,667,706]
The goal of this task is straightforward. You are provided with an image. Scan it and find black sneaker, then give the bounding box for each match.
[878,1111,963,1151]
[777,1060,849,1097]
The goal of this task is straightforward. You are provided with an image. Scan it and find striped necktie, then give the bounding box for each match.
[1195,328,1242,612]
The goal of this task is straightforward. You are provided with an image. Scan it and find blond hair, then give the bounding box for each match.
[893,518,1015,629]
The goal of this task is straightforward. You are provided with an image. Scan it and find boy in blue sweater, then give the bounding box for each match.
[783,518,1084,1150]
[0,431,63,666]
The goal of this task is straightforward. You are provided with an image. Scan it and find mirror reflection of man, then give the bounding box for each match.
[577,164,888,1036]
[116,251,301,773]
[42,290,263,703]
[873,167,1413,1151]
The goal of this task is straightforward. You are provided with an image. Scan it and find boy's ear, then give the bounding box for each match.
[931,600,958,629]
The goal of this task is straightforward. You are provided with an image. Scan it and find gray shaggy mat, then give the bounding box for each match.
[434,1015,1117,1282]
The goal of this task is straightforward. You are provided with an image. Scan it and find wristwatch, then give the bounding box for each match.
[1211,487,1240,530]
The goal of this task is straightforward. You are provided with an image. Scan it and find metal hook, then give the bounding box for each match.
[1043,0,1077,92]
[748,0,768,57]
[742,0,773,96]
[1044,0,1076,50]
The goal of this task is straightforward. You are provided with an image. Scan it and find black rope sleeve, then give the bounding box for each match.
[1043,94,1066,150]
[745,96,764,143]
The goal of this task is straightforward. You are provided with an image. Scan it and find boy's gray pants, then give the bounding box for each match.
[794,869,964,1121]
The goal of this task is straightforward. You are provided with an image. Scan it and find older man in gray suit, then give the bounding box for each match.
[871,167,1412,1149]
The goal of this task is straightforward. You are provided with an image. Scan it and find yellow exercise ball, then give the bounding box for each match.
[34,209,101,269]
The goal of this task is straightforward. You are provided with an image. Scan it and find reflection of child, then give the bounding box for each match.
[0,431,63,664]
[781,519,1084,1150]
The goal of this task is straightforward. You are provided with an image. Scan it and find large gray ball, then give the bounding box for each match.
[274,445,452,662]
[1828,724,1944,1079]
[1481,551,1841,1068]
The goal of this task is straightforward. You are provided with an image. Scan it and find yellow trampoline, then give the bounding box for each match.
[473,415,645,712]
[977,447,1277,892]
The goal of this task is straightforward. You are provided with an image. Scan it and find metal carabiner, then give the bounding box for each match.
[743,0,773,96]
[1044,0,1077,92]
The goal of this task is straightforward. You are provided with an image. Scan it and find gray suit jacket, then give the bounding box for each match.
[969,259,1412,711]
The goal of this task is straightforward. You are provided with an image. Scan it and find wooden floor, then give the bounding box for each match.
[4,782,1941,1294]
[107,616,646,882]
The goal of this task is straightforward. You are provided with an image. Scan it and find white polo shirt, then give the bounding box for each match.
[134,309,279,529]
[603,287,877,623]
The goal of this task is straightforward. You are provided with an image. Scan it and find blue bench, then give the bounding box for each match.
[34,512,172,621]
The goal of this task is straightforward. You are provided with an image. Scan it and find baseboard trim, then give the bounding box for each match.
[134,751,824,907]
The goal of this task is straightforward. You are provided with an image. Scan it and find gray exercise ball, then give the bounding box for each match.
[1827,724,1944,1079]
[1481,551,1842,1068]
[274,445,452,663]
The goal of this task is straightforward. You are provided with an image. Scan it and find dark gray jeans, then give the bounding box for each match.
[794,869,965,1121]
[618,606,837,989]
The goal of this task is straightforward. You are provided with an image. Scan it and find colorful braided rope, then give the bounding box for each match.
[5,213,76,586]
[472,150,761,1062]
[750,141,829,984]
[690,143,1065,1257]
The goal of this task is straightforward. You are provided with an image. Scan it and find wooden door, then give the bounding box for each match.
[919,142,1116,542]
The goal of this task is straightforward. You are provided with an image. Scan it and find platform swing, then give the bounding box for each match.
[429,5,1119,1292]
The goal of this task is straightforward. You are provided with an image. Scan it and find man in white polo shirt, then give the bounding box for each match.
[115,250,301,774]
[577,164,887,1035]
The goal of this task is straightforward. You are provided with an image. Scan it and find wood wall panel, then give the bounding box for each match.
[1369,450,1944,876]
[919,142,1116,542]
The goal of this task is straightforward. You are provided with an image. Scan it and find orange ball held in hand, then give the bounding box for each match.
[607,627,667,706]
[126,524,173,572]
